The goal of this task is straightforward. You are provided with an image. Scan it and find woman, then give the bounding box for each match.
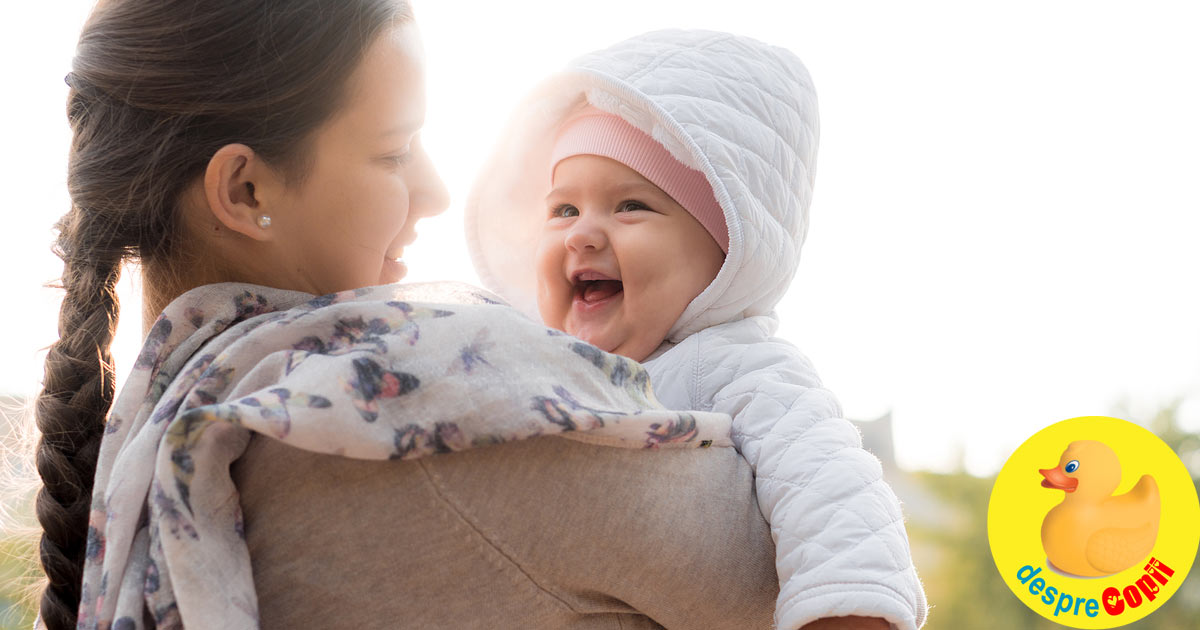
[36,1,886,628]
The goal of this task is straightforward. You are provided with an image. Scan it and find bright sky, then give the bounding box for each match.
[2,1,1198,476]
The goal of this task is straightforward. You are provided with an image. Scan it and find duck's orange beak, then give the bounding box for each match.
[1039,467,1078,492]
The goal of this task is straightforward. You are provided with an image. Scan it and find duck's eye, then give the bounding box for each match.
[1065,460,1079,473]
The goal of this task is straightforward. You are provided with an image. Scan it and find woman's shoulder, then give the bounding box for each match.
[234,435,778,629]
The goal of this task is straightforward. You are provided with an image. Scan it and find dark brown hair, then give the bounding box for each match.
[35,1,409,627]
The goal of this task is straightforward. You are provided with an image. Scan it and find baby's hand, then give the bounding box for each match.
[799,616,890,630]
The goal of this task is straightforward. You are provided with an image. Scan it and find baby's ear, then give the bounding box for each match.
[202,143,285,241]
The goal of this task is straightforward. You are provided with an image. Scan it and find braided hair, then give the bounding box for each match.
[35,1,409,627]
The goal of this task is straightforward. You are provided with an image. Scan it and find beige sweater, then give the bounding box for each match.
[234,434,779,629]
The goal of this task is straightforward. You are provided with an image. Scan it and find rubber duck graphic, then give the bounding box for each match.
[1039,440,1160,577]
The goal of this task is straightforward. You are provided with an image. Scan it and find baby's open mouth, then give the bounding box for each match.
[572,271,623,305]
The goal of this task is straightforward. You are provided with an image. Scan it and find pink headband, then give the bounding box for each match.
[549,109,729,253]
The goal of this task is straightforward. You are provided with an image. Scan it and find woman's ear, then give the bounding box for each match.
[202,144,284,241]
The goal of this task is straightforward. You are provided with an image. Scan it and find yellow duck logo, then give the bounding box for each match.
[1039,440,1160,577]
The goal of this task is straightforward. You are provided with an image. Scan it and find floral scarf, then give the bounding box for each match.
[76,281,731,630]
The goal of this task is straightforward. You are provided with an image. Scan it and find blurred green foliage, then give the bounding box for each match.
[1,394,38,630]
[1,528,38,630]
[908,403,1199,630]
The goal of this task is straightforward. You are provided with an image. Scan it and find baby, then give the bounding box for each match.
[466,30,927,630]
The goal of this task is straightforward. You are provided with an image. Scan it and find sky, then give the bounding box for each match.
[2,1,1198,476]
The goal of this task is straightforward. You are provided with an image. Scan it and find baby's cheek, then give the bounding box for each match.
[532,248,566,329]
[535,286,565,331]
[535,277,571,331]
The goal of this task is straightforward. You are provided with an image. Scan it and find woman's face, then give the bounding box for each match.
[270,23,448,293]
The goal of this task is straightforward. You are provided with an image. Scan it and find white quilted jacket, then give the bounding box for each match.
[465,30,926,630]
[644,318,927,630]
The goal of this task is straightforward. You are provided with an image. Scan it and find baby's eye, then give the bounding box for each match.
[550,204,579,218]
[617,200,650,213]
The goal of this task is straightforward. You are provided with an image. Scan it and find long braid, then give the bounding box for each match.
[35,205,122,629]
[32,2,409,626]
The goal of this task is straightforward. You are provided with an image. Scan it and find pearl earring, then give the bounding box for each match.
[256,214,272,229]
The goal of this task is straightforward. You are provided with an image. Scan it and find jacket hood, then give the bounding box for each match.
[464,29,818,341]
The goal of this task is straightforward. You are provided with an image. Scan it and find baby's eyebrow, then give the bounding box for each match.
[543,181,673,210]
[544,188,574,203]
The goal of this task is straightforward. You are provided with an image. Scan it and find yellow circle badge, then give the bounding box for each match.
[987,416,1200,628]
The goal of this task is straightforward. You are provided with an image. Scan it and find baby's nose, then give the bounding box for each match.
[564,217,608,251]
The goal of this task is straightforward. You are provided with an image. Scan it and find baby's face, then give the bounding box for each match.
[535,154,725,361]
